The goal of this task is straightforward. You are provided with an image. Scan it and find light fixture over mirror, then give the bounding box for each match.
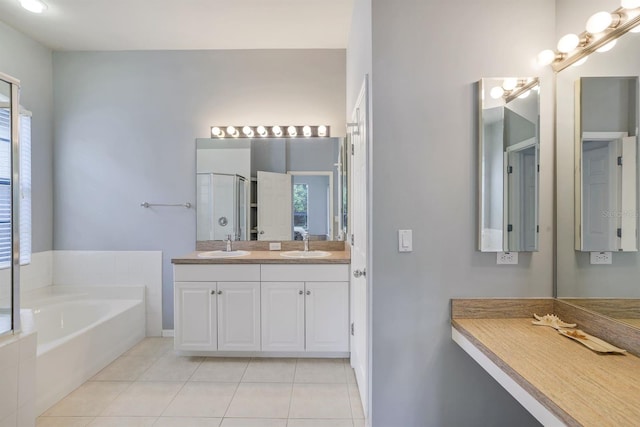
[478,78,540,253]
[211,125,330,139]
[537,3,640,71]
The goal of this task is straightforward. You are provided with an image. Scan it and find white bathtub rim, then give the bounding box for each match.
[31,299,143,356]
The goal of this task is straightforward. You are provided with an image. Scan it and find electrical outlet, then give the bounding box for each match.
[497,252,518,265]
[269,242,281,251]
[590,251,612,265]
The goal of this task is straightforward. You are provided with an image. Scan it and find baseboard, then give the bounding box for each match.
[161,329,174,337]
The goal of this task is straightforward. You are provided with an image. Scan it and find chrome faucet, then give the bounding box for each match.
[225,234,233,252]
[303,233,309,252]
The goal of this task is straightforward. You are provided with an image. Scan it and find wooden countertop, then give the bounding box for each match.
[452,317,640,427]
[172,250,351,264]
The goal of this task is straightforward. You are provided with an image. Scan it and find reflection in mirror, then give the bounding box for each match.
[555,28,640,329]
[479,78,540,252]
[196,137,342,242]
[0,77,13,335]
[575,77,638,252]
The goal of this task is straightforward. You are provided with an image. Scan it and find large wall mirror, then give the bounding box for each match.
[479,78,540,252]
[556,25,640,329]
[196,137,345,243]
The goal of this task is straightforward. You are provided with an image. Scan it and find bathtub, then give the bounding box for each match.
[24,293,145,415]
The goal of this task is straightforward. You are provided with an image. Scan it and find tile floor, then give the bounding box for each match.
[36,338,365,427]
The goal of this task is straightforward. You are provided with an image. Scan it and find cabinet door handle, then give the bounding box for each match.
[217,290,222,295]
[306,290,311,295]
[299,290,304,295]
[211,290,215,295]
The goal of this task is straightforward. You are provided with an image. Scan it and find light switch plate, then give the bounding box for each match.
[590,251,612,264]
[497,252,518,265]
[398,229,412,252]
[269,242,282,251]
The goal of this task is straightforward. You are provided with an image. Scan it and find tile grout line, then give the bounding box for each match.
[285,358,300,421]
[220,357,252,420]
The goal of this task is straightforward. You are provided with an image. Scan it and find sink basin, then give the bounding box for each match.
[280,250,331,258]
[197,250,251,258]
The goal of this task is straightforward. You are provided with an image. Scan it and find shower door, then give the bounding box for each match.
[0,73,20,335]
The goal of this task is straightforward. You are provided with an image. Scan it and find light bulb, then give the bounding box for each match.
[318,125,327,137]
[586,11,613,33]
[596,39,617,52]
[502,78,518,91]
[536,49,557,66]
[211,127,223,137]
[622,0,640,9]
[518,90,531,99]
[242,126,254,137]
[490,86,505,99]
[287,126,297,137]
[572,57,589,67]
[272,126,283,137]
[303,126,312,137]
[19,0,47,13]
[257,126,268,137]
[226,126,238,137]
[557,33,580,53]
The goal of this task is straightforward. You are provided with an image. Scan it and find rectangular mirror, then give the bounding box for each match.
[196,137,343,242]
[478,78,540,252]
[555,24,640,330]
[575,77,639,252]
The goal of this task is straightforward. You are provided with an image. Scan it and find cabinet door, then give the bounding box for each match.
[305,282,349,352]
[217,282,261,351]
[261,282,305,351]
[174,282,217,351]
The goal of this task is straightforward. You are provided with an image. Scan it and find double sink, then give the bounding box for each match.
[197,250,331,259]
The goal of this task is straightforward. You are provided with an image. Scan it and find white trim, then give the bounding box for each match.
[505,137,537,153]
[162,329,175,338]
[452,327,566,427]
[582,131,628,140]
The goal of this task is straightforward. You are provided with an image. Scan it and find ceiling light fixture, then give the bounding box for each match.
[19,0,47,13]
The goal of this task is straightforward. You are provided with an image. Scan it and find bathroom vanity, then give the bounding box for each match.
[451,299,640,427]
[172,249,351,356]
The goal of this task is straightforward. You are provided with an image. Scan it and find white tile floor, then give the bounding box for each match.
[36,338,365,427]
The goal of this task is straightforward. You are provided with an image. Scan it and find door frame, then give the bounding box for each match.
[288,171,334,240]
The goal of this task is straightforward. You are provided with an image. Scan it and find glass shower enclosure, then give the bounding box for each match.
[0,72,21,336]
[197,173,247,241]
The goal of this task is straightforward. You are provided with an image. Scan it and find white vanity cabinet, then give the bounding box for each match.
[174,265,261,352]
[174,262,349,355]
[261,265,350,353]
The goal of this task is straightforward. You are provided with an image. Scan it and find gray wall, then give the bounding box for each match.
[0,21,53,253]
[556,0,640,298]
[350,0,556,425]
[52,49,346,329]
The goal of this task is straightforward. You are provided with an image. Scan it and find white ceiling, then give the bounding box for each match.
[0,0,354,51]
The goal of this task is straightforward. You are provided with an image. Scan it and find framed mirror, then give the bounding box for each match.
[555,27,640,329]
[478,78,540,252]
[196,137,343,243]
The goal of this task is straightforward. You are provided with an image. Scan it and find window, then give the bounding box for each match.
[293,183,309,230]
[0,106,32,267]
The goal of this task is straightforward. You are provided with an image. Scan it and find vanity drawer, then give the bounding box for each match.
[174,264,260,282]
[260,264,349,282]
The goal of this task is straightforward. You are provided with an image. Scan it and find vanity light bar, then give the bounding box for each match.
[538,5,640,72]
[504,78,540,103]
[210,125,330,138]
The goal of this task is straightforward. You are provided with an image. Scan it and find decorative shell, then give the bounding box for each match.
[532,313,577,330]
